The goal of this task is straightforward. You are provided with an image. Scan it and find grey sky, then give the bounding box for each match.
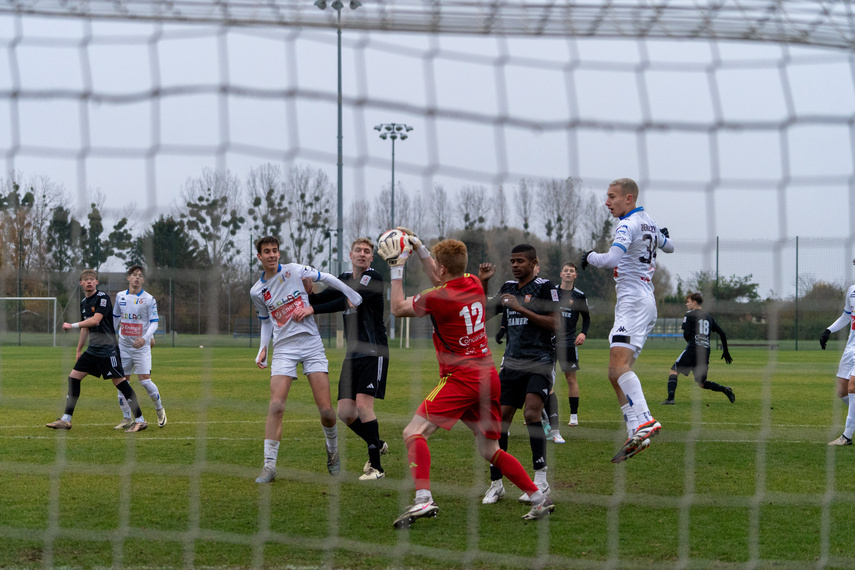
[1,13,853,294]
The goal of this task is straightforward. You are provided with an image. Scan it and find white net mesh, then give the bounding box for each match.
[2,1,855,567]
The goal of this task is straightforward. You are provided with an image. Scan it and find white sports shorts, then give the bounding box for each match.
[609,294,657,356]
[119,344,152,376]
[271,332,329,378]
[837,345,855,379]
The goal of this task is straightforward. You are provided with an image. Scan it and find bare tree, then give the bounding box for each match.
[580,188,612,250]
[281,165,335,268]
[459,185,488,231]
[345,198,374,244]
[430,183,453,240]
[492,185,509,230]
[409,192,429,241]
[246,163,291,240]
[0,172,66,274]
[514,178,534,238]
[537,177,583,246]
[179,167,245,268]
[373,183,410,231]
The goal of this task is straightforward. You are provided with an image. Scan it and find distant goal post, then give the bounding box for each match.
[0,297,58,347]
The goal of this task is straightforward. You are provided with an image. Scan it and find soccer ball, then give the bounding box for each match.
[378,228,411,264]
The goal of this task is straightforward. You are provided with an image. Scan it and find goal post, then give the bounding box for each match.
[0,297,58,347]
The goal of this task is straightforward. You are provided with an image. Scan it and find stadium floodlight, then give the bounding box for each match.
[314,0,361,275]
[374,123,413,229]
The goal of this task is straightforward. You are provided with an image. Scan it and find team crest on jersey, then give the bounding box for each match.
[284,271,291,278]
[262,289,271,301]
[525,295,531,303]
[360,274,371,286]
[550,289,559,302]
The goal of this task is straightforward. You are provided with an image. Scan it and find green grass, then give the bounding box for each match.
[2,340,855,568]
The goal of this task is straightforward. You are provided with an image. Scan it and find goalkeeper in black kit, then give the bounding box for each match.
[661,292,734,405]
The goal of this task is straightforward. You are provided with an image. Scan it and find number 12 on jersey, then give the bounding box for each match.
[459,302,485,335]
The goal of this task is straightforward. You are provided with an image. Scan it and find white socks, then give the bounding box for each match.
[139,379,163,410]
[415,489,432,504]
[263,439,280,468]
[845,393,855,439]
[323,425,338,452]
[618,371,652,425]
[534,466,548,486]
[621,403,638,438]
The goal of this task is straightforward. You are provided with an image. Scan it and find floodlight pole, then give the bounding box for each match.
[315,0,362,274]
[373,122,414,228]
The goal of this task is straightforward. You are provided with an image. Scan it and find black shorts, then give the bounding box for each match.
[338,355,388,401]
[673,348,710,377]
[557,345,580,373]
[73,351,125,380]
[498,365,553,409]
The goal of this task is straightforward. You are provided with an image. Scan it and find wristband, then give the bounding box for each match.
[71,322,80,329]
[416,245,430,259]
[390,267,404,280]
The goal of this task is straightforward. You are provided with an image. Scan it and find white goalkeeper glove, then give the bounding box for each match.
[396,226,430,259]
[377,238,412,267]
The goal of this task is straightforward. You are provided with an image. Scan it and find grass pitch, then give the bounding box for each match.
[2,339,855,569]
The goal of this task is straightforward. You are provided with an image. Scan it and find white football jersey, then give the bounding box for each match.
[843,284,855,347]
[250,263,323,343]
[113,289,159,347]
[611,207,667,299]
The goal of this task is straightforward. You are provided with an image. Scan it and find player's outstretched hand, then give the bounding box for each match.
[378,234,411,267]
[661,227,670,238]
[479,262,495,281]
[495,326,505,344]
[820,328,831,350]
[396,226,423,250]
[722,348,733,364]
[581,251,592,270]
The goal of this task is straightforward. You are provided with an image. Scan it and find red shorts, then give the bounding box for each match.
[416,365,502,439]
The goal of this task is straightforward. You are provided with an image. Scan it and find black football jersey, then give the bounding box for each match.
[556,286,590,347]
[682,308,727,351]
[80,290,119,357]
[491,277,558,366]
[309,268,388,358]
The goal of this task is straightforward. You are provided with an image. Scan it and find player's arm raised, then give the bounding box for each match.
[397,227,441,286]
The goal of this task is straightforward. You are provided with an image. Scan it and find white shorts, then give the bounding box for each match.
[270,333,329,378]
[609,294,657,356]
[837,345,855,379]
[119,344,152,376]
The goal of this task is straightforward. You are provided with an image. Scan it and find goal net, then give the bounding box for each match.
[1,1,854,568]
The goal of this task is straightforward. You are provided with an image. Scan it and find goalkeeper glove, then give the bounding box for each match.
[581,251,592,270]
[721,348,733,364]
[396,226,430,259]
[661,227,669,239]
[495,327,506,345]
[377,239,412,268]
[820,328,831,350]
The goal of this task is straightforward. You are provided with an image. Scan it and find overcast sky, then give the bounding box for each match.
[1,13,853,295]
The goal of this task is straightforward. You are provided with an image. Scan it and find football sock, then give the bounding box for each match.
[415,489,432,504]
[138,379,163,410]
[618,371,653,424]
[569,396,579,415]
[117,392,132,418]
[490,449,538,496]
[405,434,431,491]
[346,417,367,439]
[545,392,560,427]
[844,394,855,439]
[63,376,81,417]
[263,439,280,468]
[525,421,548,471]
[702,380,726,393]
[363,419,383,471]
[533,466,548,486]
[116,380,144,421]
[489,431,509,481]
[322,425,338,452]
[621,403,638,437]
[667,374,678,400]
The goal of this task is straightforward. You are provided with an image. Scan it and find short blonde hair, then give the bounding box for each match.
[79,269,98,281]
[432,239,468,276]
[609,177,639,199]
[351,237,375,252]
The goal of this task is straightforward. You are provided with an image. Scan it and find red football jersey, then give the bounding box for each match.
[412,274,493,373]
